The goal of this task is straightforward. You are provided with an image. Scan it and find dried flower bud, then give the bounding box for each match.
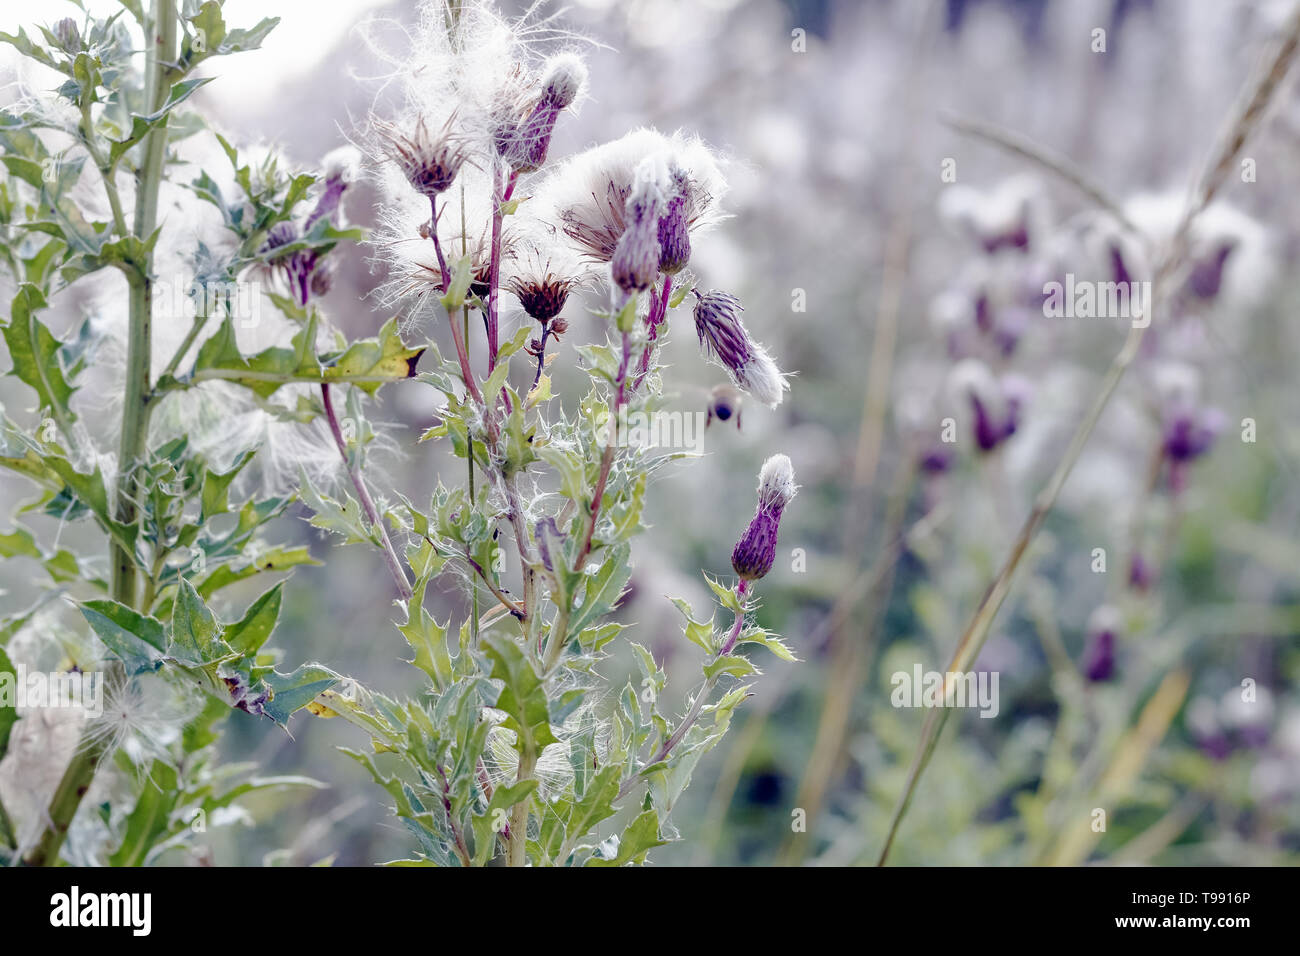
[611,157,666,294]
[507,272,574,323]
[731,454,797,581]
[692,289,788,408]
[550,316,570,337]
[657,164,692,274]
[380,116,466,198]
[706,384,743,430]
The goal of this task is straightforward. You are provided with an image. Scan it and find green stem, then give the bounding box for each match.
[506,749,535,867]
[25,0,177,867]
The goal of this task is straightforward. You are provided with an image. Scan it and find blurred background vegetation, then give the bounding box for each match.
[3,0,1298,865]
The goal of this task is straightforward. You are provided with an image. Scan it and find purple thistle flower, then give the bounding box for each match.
[691,289,788,408]
[611,157,666,295]
[731,454,797,581]
[379,115,467,198]
[1128,551,1153,592]
[1081,607,1121,682]
[1186,240,1236,300]
[919,444,953,474]
[500,54,587,174]
[1162,405,1227,464]
[657,164,693,274]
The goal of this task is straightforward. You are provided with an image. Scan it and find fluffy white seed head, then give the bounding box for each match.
[757,453,798,510]
[737,341,789,409]
[541,51,587,108]
[535,127,728,264]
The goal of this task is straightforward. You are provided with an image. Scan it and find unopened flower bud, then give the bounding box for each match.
[54,18,81,53]
[692,289,788,408]
[731,454,797,581]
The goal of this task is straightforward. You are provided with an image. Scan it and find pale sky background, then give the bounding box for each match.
[3,0,392,111]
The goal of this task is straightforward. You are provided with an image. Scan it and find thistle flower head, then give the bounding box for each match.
[1162,405,1227,464]
[692,289,788,408]
[1082,605,1122,683]
[939,175,1041,254]
[377,115,469,198]
[610,155,667,294]
[731,454,797,581]
[496,52,588,173]
[505,246,578,323]
[53,17,81,53]
[538,128,727,264]
[949,359,1024,452]
[657,162,693,274]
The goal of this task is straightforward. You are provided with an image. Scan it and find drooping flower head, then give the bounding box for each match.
[731,454,798,581]
[692,289,788,408]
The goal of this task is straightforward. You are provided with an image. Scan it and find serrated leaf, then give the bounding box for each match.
[482,632,557,757]
[263,663,340,726]
[586,809,666,866]
[567,544,633,637]
[81,600,166,674]
[702,654,758,680]
[169,578,224,663]
[224,581,283,658]
[2,284,77,428]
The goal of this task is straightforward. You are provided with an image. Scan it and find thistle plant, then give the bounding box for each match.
[0,1,399,866]
[299,1,797,868]
[0,0,795,868]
